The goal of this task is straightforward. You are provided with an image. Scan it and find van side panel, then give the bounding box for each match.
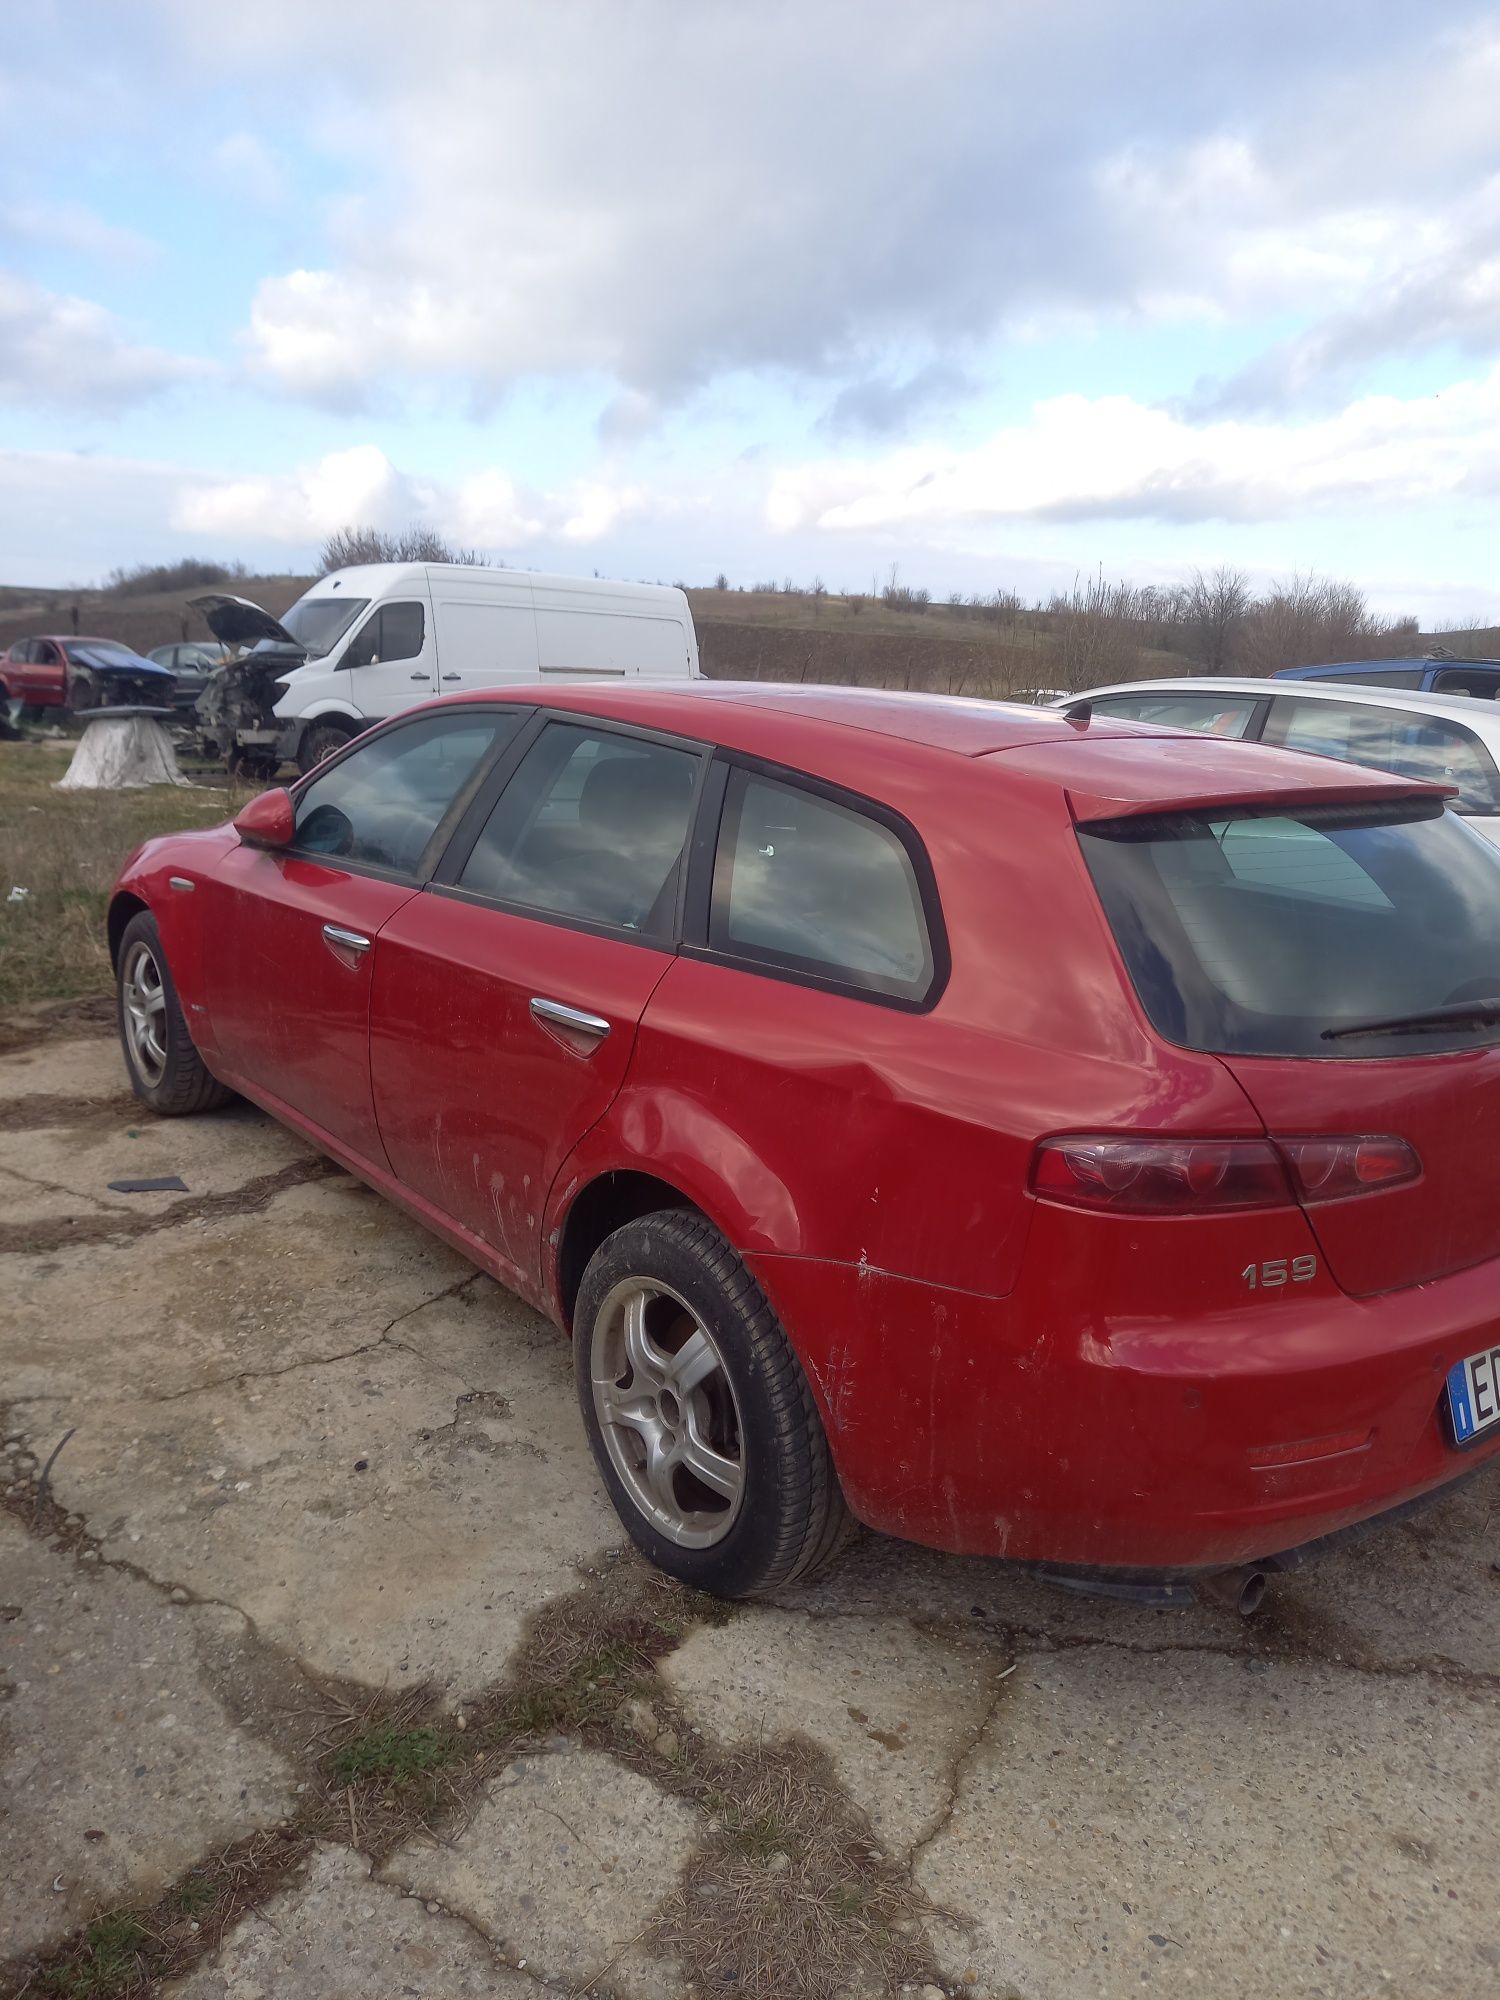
[534,605,694,678]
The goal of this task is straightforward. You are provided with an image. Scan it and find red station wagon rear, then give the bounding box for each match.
[107,684,1500,1606]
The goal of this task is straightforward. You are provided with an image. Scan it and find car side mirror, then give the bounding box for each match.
[233,787,295,850]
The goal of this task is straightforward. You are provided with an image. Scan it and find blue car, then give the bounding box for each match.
[1274,655,1500,699]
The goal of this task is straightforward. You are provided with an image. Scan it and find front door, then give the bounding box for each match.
[370,715,705,1291]
[339,596,435,719]
[202,705,514,1163]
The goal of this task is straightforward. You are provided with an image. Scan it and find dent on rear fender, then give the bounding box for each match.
[611,1089,802,1250]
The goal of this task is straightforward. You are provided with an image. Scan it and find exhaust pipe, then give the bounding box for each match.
[1195,1565,1269,1617]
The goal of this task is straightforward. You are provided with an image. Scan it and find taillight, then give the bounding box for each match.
[1031,1136,1291,1213]
[1276,1136,1420,1203]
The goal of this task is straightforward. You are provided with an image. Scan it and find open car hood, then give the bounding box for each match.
[187,592,299,649]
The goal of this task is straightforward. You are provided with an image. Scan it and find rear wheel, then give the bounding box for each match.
[574,1210,853,1596]
[297,721,354,774]
[116,911,233,1115]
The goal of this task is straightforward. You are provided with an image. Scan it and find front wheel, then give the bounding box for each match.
[67,670,100,715]
[297,721,354,774]
[574,1210,853,1597]
[116,911,234,1115]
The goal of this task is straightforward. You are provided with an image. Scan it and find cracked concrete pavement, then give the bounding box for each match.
[3,1022,1499,1999]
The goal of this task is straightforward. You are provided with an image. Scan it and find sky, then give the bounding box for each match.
[4,0,1500,619]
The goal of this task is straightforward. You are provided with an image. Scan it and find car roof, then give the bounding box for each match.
[435,680,1450,816]
[1067,674,1500,734]
[1277,657,1500,677]
[27,633,122,646]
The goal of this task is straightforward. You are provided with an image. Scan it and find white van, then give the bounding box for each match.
[191,565,700,772]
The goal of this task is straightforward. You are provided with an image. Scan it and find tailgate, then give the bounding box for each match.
[1221,1049,1500,1295]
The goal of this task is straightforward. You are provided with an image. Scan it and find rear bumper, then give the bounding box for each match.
[748,1224,1500,1571]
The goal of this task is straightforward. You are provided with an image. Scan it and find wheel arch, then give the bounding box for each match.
[553,1169,708,1330]
[107,890,150,971]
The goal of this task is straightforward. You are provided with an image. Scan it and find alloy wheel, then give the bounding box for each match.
[589,1277,745,1548]
[121,940,169,1087]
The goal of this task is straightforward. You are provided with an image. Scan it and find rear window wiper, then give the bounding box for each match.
[1322,999,1500,1041]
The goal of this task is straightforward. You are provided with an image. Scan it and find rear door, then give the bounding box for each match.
[369,713,706,1292]
[203,706,512,1163]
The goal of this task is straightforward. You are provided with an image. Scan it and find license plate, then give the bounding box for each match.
[1447,1346,1500,1444]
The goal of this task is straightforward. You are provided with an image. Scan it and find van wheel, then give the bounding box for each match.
[574,1210,854,1597]
[298,722,354,774]
[117,912,234,1115]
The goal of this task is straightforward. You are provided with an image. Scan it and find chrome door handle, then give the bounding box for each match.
[530,996,610,1045]
[323,923,371,958]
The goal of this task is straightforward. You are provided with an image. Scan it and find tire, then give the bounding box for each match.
[574,1210,853,1597]
[67,670,100,715]
[116,911,234,1116]
[297,721,354,774]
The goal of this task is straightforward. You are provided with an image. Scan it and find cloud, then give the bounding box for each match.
[768,368,1500,533]
[172,445,651,550]
[127,0,1466,408]
[820,363,975,440]
[0,201,155,265]
[0,273,203,411]
[1197,179,1500,414]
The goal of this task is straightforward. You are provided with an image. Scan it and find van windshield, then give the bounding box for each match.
[1081,800,1500,1057]
[280,594,369,659]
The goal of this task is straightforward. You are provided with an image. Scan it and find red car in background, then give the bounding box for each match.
[0,634,176,713]
[105,683,1500,1609]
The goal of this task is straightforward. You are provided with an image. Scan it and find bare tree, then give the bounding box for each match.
[318,524,490,573]
[1180,566,1251,674]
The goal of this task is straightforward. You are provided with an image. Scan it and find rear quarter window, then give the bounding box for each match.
[709,769,937,1003]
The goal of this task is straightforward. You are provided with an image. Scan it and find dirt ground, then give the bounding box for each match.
[3,1015,1498,2000]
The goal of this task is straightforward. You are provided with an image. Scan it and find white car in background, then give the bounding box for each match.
[1055,676,1500,845]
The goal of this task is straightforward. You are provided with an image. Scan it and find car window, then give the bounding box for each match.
[346,601,425,668]
[1298,667,1426,689]
[1266,696,1500,814]
[710,770,934,1000]
[457,721,700,935]
[1430,669,1500,699]
[1083,800,1500,1058]
[1089,694,1261,738]
[293,710,514,874]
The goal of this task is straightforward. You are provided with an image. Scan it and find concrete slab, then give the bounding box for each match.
[783,1458,1500,1681]
[0,1103,308,1227]
[384,1748,697,1998]
[22,1275,617,1698]
[165,1843,535,1998]
[661,1608,995,1857]
[0,1516,295,1960]
[915,1644,1500,2000]
[5,1174,468,1407]
[0,1034,123,1102]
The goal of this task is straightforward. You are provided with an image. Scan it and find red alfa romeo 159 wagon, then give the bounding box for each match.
[108,683,1500,1608]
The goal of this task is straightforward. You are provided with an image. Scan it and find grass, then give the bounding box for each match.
[330,1725,456,1786]
[6,1552,946,2000]
[0,740,240,1009]
[39,1914,147,1998]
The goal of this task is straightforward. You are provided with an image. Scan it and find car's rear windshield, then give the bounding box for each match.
[1080,799,1500,1057]
[280,593,369,658]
